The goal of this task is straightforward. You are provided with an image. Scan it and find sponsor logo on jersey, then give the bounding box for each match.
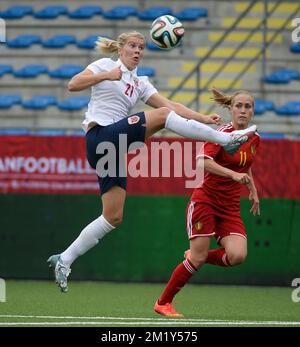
[128,115,140,125]
[195,221,202,231]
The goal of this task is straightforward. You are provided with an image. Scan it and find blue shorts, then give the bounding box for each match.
[85,112,146,195]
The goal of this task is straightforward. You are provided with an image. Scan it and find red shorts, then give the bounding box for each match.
[186,200,247,244]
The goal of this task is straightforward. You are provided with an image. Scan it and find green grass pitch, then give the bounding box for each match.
[0,280,299,326]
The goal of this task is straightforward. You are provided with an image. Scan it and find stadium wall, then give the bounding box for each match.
[0,194,299,286]
[0,135,299,285]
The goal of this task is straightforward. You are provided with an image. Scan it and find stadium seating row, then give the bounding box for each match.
[1,65,298,98]
[264,69,300,84]
[0,128,296,140]
[1,94,300,115]
[1,34,177,51]
[0,95,90,110]
[2,33,298,54]
[0,5,208,21]
[0,64,156,78]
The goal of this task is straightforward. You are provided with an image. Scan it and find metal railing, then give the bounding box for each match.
[205,3,300,114]
[168,0,299,112]
[167,0,259,106]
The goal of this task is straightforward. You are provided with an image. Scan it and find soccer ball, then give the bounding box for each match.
[150,15,184,50]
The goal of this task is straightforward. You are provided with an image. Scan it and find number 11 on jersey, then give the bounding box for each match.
[239,151,247,167]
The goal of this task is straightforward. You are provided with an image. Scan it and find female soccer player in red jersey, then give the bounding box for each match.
[154,88,260,318]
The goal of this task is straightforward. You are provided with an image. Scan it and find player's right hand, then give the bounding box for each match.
[232,172,250,185]
[107,67,122,80]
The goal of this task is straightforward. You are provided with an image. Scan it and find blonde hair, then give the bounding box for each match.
[95,31,145,56]
[210,87,254,109]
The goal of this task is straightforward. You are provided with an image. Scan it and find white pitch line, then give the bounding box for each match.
[1,321,300,326]
[0,314,227,322]
[1,315,300,326]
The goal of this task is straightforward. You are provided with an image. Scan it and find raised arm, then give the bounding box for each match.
[68,67,122,92]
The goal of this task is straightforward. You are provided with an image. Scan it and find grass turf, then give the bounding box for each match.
[0,280,299,326]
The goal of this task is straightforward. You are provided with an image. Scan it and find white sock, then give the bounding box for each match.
[165,111,230,146]
[60,215,115,267]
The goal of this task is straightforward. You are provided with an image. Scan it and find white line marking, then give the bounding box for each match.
[0,315,300,326]
[0,314,226,321]
[0,321,300,326]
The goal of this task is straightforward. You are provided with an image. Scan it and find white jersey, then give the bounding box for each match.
[82,58,157,132]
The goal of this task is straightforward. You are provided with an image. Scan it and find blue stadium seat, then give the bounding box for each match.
[275,69,300,80]
[137,67,156,77]
[77,35,100,49]
[68,5,102,19]
[22,96,57,109]
[0,5,33,19]
[138,7,173,20]
[259,132,285,139]
[275,101,300,116]
[110,5,138,16]
[264,72,290,84]
[176,7,208,21]
[102,10,128,20]
[42,35,76,48]
[49,64,84,79]
[264,69,300,84]
[290,43,300,53]
[264,74,290,84]
[0,94,22,108]
[103,6,138,20]
[6,34,41,48]
[254,99,275,115]
[0,64,13,77]
[146,42,167,51]
[57,96,90,110]
[14,64,48,78]
[34,6,68,19]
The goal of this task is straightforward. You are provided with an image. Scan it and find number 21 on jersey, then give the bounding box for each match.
[125,83,134,97]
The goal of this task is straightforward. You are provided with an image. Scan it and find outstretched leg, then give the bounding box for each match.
[144,107,256,152]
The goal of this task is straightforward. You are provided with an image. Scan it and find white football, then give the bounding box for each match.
[150,15,184,50]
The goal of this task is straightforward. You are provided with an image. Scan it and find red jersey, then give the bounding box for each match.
[191,122,260,212]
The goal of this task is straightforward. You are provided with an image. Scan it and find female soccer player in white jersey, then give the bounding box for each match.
[47,31,256,293]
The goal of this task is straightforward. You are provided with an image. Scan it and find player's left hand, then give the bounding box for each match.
[249,191,260,216]
[204,113,222,125]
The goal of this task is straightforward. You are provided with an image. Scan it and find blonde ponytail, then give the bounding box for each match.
[95,31,145,56]
[95,37,119,55]
[210,87,233,109]
[210,87,254,108]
